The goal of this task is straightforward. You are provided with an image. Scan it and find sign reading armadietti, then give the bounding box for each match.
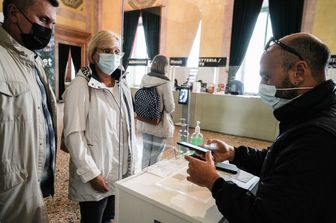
[128,58,149,66]
[169,57,188,66]
[198,57,226,67]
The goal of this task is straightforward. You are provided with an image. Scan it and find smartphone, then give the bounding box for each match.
[178,141,238,174]
[215,162,238,174]
[177,141,208,154]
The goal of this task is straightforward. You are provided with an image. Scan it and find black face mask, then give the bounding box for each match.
[16,8,52,50]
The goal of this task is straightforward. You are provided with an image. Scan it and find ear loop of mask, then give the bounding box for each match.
[15,6,33,32]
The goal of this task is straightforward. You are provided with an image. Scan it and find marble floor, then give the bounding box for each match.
[45,103,272,222]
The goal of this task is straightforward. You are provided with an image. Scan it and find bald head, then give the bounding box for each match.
[278,33,330,82]
[260,33,331,99]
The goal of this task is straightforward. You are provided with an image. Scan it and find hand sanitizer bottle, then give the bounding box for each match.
[178,118,189,143]
[177,118,191,157]
[190,121,204,146]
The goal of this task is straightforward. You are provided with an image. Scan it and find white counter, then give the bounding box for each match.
[115,159,259,223]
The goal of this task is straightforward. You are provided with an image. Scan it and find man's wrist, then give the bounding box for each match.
[229,146,236,162]
[206,174,220,191]
[210,177,225,196]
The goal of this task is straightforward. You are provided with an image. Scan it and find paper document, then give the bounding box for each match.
[156,168,212,203]
[146,159,187,178]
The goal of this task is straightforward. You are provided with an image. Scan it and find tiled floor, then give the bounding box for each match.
[45,103,272,222]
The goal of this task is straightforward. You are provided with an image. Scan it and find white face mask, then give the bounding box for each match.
[97,53,121,75]
[258,84,313,110]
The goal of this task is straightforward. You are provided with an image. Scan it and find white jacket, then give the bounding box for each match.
[63,66,138,202]
[0,25,57,222]
[137,73,175,138]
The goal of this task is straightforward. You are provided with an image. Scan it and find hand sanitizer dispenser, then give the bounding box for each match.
[190,121,204,146]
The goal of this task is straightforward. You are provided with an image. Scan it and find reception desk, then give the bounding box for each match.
[173,91,279,141]
[116,159,259,223]
[131,88,279,141]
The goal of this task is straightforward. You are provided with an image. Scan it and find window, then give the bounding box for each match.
[235,7,273,94]
[187,21,201,68]
[126,16,149,87]
[186,21,202,83]
[64,51,76,82]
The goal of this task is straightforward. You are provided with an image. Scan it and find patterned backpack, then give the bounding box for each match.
[134,86,163,125]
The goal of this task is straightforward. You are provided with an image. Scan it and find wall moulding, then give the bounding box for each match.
[61,0,84,9]
[54,24,91,101]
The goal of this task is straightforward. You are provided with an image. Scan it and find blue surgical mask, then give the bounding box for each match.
[97,53,121,75]
[258,84,313,110]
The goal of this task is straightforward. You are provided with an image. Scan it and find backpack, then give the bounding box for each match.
[134,86,163,125]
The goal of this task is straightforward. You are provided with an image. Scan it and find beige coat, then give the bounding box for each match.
[0,25,57,222]
[63,67,138,202]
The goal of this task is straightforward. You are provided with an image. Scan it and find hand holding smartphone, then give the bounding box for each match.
[178,141,238,174]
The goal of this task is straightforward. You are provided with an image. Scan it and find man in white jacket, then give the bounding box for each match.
[0,0,58,222]
[137,55,175,169]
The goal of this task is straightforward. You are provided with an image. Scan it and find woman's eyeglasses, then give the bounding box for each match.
[265,37,304,60]
[97,48,124,57]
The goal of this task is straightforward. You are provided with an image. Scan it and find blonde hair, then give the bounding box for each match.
[87,30,121,64]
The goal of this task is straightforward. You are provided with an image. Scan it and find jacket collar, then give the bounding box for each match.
[77,64,113,90]
[140,73,170,88]
[274,80,336,129]
[0,23,37,65]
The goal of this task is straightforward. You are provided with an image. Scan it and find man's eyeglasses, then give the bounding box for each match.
[97,48,124,57]
[264,37,303,60]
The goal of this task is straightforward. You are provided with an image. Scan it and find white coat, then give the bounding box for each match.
[136,73,175,138]
[63,66,138,202]
[0,25,57,222]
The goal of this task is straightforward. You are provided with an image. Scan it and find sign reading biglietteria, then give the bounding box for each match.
[198,57,227,67]
[128,58,149,66]
[169,57,188,66]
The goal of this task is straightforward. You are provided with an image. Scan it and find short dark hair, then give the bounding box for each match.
[3,0,59,19]
[281,34,330,79]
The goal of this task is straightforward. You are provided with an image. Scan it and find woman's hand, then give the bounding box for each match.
[89,175,109,193]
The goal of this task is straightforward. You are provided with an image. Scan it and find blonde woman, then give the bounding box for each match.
[63,30,138,223]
